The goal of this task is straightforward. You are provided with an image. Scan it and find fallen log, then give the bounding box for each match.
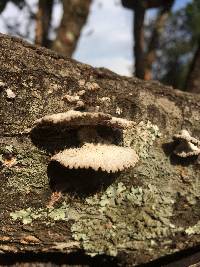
[0,33,200,266]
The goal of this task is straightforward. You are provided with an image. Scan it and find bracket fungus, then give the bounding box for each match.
[51,143,137,173]
[31,110,139,194]
[173,129,200,158]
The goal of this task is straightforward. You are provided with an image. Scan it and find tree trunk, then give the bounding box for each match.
[133,1,145,79]
[52,0,91,57]
[0,33,200,267]
[123,0,174,80]
[35,0,54,47]
[144,0,174,80]
[185,41,200,94]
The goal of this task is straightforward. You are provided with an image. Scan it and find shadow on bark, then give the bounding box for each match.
[136,244,200,267]
[0,251,118,266]
[48,161,118,198]
[162,141,198,166]
[1,245,200,266]
[30,127,79,154]
[30,125,122,154]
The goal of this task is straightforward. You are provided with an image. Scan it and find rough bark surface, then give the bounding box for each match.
[0,33,200,266]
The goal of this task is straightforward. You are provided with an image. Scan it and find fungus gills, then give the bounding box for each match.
[32,111,139,173]
[173,129,200,158]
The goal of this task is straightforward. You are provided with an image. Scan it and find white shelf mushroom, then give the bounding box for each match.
[173,129,200,158]
[32,110,139,173]
[52,143,138,173]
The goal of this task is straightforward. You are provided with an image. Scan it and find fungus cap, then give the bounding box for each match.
[173,130,200,157]
[174,130,200,145]
[51,143,139,173]
[33,111,133,130]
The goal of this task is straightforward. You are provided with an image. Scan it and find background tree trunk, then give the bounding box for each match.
[133,1,145,79]
[35,0,54,47]
[122,0,175,80]
[185,41,200,94]
[52,0,91,57]
[144,0,174,80]
[0,33,200,266]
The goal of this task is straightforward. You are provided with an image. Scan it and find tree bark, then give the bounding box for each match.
[144,0,174,80]
[35,0,54,47]
[0,33,200,266]
[185,41,200,94]
[52,0,91,57]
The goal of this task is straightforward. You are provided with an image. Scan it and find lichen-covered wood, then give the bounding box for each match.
[0,33,200,266]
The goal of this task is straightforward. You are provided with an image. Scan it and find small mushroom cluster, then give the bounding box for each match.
[173,129,200,158]
[32,110,139,173]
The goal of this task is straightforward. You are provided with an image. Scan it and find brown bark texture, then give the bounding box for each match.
[35,0,54,47]
[186,42,200,94]
[0,33,200,266]
[52,0,91,57]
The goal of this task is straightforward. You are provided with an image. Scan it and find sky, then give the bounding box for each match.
[0,0,192,77]
[73,0,192,76]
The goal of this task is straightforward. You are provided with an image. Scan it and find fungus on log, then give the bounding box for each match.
[0,33,200,266]
[32,110,138,173]
[173,129,200,158]
[51,143,138,172]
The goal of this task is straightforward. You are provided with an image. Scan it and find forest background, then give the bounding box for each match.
[0,0,199,93]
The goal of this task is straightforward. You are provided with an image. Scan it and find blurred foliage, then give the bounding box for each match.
[186,0,200,43]
[152,0,200,89]
[0,0,199,90]
[0,0,25,13]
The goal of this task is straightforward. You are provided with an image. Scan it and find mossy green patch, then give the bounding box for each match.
[10,202,69,225]
[70,182,183,256]
[185,221,200,235]
[123,120,161,159]
[10,182,184,256]
[0,142,49,193]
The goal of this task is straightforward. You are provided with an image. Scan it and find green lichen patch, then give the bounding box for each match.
[71,182,183,257]
[10,201,70,225]
[10,181,184,256]
[123,120,161,159]
[10,176,200,258]
[0,144,15,154]
[185,221,200,235]
[1,143,49,193]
